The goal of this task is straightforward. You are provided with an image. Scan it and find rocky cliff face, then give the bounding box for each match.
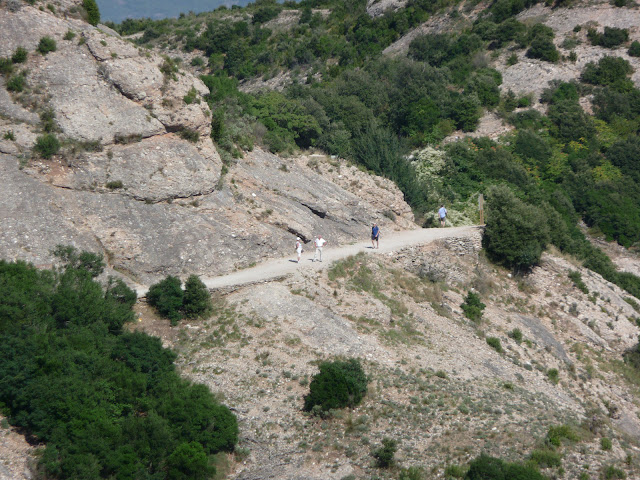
[0,1,416,286]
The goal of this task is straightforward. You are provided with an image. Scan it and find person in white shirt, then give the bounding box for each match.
[295,237,303,263]
[313,235,327,262]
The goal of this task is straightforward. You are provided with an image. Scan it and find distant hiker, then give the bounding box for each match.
[438,204,447,227]
[295,237,303,263]
[371,223,380,249]
[313,235,327,262]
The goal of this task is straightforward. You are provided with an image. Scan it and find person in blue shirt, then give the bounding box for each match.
[438,205,447,227]
[371,223,380,249]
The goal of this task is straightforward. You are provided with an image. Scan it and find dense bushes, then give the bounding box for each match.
[147,274,213,325]
[303,358,368,414]
[587,27,629,48]
[0,258,238,479]
[581,56,633,86]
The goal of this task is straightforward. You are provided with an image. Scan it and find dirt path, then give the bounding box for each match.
[136,226,481,296]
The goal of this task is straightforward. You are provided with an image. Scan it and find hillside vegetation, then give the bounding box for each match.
[107,0,640,284]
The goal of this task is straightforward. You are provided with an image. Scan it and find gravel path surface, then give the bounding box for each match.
[136,226,481,296]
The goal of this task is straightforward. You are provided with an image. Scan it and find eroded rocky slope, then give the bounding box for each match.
[0,1,415,286]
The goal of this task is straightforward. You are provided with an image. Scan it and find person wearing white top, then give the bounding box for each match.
[295,237,303,263]
[313,235,327,262]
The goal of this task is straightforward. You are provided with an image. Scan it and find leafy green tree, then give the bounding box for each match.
[182,275,213,319]
[147,275,184,325]
[304,358,368,413]
[82,0,100,26]
[482,185,550,272]
[629,40,640,57]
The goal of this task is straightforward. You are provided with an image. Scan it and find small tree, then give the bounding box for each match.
[303,358,368,413]
[482,185,550,272]
[147,276,183,325]
[372,438,397,468]
[82,0,101,26]
[182,275,213,319]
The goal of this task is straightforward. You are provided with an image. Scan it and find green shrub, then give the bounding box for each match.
[105,180,123,189]
[4,130,15,141]
[461,291,486,322]
[63,30,76,41]
[527,36,559,62]
[581,56,633,86]
[601,437,613,451]
[568,271,589,294]
[33,134,60,158]
[6,75,25,92]
[178,128,200,143]
[483,185,550,272]
[547,424,578,446]
[105,277,137,307]
[11,47,28,64]
[514,129,551,165]
[547,99,595,143]
[0,58,13,75]
[167,442,215,480]
[507,53,518,66]
[182,275,213,319]
[372,438,397,468]
[486,337,503,353]
[588,27,629,48]
[399,466,425,480]
[529,448,562,468]
[547,368,559,384]
[183,86,199,104]
[37,36,57,55]
[508,328,523,343]
[466,454,546,480]
[629,41,640,57]
[190,56,205,67]
[52,245,105,277]
[303,358,368,413]
[603,465,626,479]
[147,275,184,325]
[82,0,100,26]
[445,464,466,478]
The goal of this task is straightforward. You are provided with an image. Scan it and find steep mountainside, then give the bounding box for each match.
[4,0,640,479]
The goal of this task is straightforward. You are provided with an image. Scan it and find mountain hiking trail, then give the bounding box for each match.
[136,226,482,297]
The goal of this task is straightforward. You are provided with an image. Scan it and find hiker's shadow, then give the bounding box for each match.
[288,260,299,263]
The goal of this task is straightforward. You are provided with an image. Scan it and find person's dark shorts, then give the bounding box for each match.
[372,234,379,240]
